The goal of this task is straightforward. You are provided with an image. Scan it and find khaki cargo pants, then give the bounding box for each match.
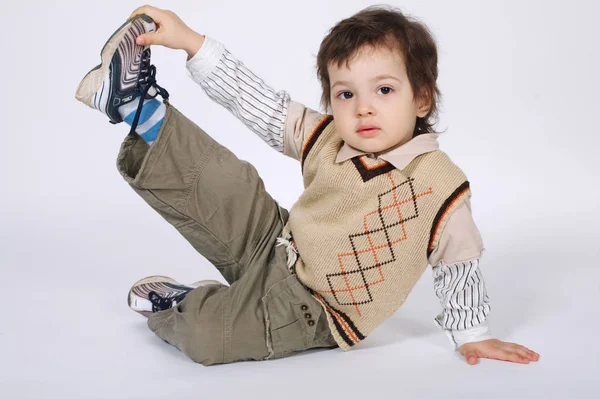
[116,103,337,365]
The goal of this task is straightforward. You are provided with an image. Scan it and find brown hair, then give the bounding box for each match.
[316,5,441,136]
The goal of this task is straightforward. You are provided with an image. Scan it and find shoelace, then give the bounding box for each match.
[148,290,189,313]
[129,49,170,136]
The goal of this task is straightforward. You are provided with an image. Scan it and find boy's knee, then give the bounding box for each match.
[148,310,224,366]
[182,324,224,366]
[146,285,228,365]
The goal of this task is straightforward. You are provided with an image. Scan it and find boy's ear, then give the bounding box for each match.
[416,92,431,117]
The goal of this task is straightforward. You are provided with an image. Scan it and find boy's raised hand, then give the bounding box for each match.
[128,5,205,59]
[459,339,540,365]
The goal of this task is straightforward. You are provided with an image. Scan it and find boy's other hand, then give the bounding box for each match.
[128,5,205,59]
[458,339,540,365]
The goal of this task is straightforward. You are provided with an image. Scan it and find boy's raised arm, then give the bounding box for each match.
[186,36,324,161]
[186,37,288,153]
[127,5,324,161]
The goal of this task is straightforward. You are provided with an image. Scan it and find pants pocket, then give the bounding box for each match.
[262,275,322,358]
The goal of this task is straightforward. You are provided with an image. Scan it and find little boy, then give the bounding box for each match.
[75,5,539,366]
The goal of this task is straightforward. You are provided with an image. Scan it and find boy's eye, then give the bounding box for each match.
[378,87,393,95]
[338,91,353,100]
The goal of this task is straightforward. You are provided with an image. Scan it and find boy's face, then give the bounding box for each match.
[328,45,430,155]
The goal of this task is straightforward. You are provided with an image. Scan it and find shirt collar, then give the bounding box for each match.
[335,133,440,170]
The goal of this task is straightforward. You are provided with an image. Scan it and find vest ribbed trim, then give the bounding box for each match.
[427,181,471,256]
[312,291,366,347]
[351,157,397,182]
[301,115,334,170]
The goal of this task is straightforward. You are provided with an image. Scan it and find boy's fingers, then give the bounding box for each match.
[129,5,162,22]
[136,32,160,46]
[518,344,538,357]
[464,352,479,365]
[515,347,536,360]
[499,349,528,363]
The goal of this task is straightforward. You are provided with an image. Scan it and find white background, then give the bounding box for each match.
[1,0,599,397]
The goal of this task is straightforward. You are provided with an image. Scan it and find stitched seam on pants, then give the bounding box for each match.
[240,201,279,267]
[116,138,136,184]
[262,296,275,360]
[261,274,297,359]
[181,141,219,217]
[222,288,231,364]
[136,106,177,187]
[144,190,243,271]
[173,219,237,267]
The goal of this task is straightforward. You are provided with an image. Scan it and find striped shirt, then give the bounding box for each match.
[185,37,493,350]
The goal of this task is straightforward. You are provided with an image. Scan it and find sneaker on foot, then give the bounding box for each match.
[127,275,222,317]
[75,15,169,134]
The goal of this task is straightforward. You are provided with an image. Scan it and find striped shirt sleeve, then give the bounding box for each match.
[432,258,493,350]
[186,36,289,153]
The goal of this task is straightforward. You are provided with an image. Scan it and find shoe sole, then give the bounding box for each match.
[74,14,153,110]
[127,275,222,310]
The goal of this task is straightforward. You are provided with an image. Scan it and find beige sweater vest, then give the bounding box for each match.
[282,115,471,350]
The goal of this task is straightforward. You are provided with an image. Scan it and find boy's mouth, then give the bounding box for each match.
[357,126,381,137]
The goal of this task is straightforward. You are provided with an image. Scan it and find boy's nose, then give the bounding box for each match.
[356,103,375,117]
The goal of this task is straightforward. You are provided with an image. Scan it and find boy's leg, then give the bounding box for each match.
[75,14,278,284]
[117,102,283,284]
[75,15,336,364]
[146,205,337,366]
